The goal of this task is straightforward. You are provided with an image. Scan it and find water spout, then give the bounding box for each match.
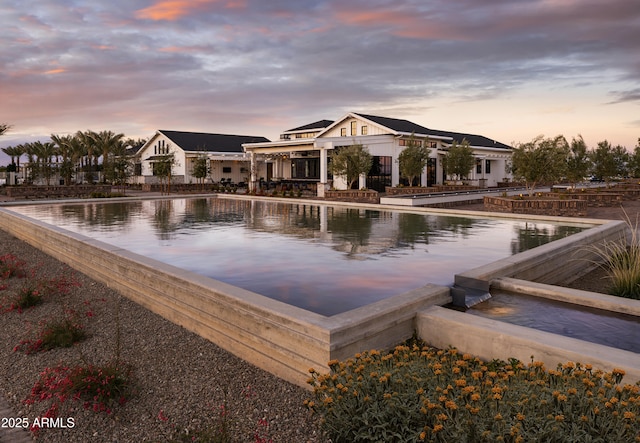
[451,285,492,310]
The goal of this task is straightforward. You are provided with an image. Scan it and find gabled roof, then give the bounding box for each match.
[284,120,334,133]
[354,113,430,135]
[158,130,270,153]
[351,113,511,150]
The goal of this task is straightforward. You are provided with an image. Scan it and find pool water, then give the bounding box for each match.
[469,291,640,353]
[9,198,588,316]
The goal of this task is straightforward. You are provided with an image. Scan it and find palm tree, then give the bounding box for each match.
[76,130,96,183]
[51,134,75,185]
[0,124,11,136]
[88,130,124,183]
[30,141,58,185]
[1,145,19,166]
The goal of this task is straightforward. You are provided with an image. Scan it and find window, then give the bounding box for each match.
[341,128,347,137]
[476,159,482,174]
[351,121,357,136]
[361,126,368,135]
[485,160,491,174]
[429,141,437,149]
[222,166,232,173]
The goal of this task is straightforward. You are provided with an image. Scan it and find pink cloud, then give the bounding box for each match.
[135,0,246,21]
[332,7,469,41]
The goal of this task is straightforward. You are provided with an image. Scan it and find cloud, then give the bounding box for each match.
[135,0,247,21]
[0,0,639,154]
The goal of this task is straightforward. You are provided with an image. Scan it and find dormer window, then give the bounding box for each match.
[351,121,357,136]
[341,128,347,137]
[361,126,368,135]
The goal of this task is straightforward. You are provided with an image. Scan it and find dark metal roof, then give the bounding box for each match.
[284,120,334,133]
[354,113,511,150]
[158,130,270,153]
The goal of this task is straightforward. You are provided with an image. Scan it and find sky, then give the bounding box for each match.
[1,0,639,165]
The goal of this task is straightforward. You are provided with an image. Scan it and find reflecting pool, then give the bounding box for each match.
[9,198,589,316]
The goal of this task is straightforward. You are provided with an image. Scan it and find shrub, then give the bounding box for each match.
[7,275,80,312]
[15,316,86,354]
[307,345,640,442]
[25,359,134,420]
[585,212,640,299]
[0,253,27,279]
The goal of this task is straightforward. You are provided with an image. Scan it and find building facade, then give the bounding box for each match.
[243,112,513,196]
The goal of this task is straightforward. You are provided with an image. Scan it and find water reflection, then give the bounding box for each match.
[9,198,589,316]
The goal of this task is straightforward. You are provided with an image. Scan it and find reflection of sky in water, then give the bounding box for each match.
[8,199,589,316]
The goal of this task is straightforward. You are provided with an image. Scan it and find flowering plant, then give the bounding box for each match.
[307,345,640,442]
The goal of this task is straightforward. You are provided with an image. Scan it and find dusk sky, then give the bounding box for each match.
[1,0,639,165]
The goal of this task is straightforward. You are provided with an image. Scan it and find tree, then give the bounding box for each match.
[88,130,124,183]
[612,144,629,178]
[107,140,134,193]
[629,139,640,178]
[330,143,373,190]
[397,136,431,186]
[590,140,618,187]
[0,124,11,136]
[565,135,592,188]
[509,135,569,196]
[440,139,475,181]
[192,155,209,190]
[153,151,179,194]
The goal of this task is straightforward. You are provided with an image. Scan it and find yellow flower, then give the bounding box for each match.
[495,413,503,421]
[445,400,457,410]
[516,413,525,421]
[419,431,426,440]
[624,411,636,420]
[323,397,333,404]
[327,359,340,367]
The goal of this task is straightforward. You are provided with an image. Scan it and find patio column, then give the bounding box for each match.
[318,147,328,197]
[249,152,257,192]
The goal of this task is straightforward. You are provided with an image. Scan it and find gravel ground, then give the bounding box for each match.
[2,193,638,442]
[0,229,325,443]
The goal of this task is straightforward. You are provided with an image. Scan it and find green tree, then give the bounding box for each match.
[612,144,630,178]
[153,152,179,194]
[192,155,209,190]
[330,143,373,190]
[565,135,592,188]
[50,134,77,185]
[440,139,475,181]
[629,139,640,178]
[509,135,569,196]
[108,140,133,193]
[590,140,618,187]
[397,136,431,186]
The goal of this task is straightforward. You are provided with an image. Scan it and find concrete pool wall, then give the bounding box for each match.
[0,196,632,387]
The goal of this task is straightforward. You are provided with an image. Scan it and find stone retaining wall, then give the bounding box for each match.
[5,185,112,199]
[483,196,588,217]
[325,190,379,203]
[384,185,479,195]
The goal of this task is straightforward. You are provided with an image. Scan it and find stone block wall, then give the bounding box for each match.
[483,196,588,217]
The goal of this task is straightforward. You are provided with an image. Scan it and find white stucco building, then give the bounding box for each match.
[134,130,269,185]
[243,112,513,196]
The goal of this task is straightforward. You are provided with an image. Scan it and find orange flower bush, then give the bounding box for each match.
[307,345,640,442]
